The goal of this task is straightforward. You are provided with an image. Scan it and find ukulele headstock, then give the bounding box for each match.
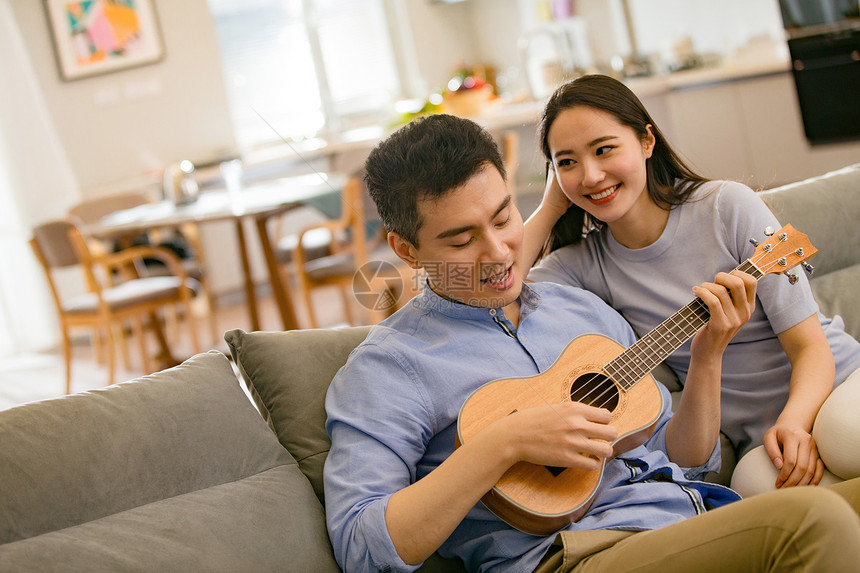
[748,224,817,282]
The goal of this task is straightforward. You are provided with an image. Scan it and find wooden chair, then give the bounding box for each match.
[30,219,201,394]
[289,175,408,328]
[273,206,340,276]
[69,192,218,345]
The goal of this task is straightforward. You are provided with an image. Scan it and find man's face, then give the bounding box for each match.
[392,165,525,310]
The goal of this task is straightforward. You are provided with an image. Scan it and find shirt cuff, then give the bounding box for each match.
[359,495,423,573]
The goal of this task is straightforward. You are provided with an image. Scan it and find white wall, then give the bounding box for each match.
[468,0,524,84]
[0,0,81,353]
[9,0,236,195]
[509,0,786,70]
[626,0,785,60]
[402,0,479,94]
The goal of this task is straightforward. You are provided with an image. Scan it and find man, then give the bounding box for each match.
[323,114,860,572]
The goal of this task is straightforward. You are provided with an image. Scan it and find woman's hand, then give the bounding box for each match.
[522,168,573,268]
[763,422,825,488]
[540,166,572,219]
[690,270,757,359]
[767,315,835,488]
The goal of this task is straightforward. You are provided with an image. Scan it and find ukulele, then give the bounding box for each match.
[456,224,817,535]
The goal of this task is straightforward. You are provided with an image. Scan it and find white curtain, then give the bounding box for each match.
[0,0,78,357]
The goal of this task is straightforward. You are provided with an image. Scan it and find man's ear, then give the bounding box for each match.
[388,232,422,269]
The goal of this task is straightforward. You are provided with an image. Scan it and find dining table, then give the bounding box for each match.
[84,173,348,333]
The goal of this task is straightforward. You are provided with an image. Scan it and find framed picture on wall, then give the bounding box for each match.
[44,0,165,81]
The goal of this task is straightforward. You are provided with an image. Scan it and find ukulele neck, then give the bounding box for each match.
[604,259,762,391]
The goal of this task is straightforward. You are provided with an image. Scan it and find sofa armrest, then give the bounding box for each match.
[0,351,339,572]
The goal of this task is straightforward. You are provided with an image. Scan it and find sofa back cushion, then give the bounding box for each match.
[759,163,860,339]
[0,351,294,544]
[225,327,371,503]
[758,163,859,278]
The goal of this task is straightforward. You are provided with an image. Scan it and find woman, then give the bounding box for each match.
[524,74,860,495]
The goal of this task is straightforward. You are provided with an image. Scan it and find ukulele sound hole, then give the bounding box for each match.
[570,373,619,411]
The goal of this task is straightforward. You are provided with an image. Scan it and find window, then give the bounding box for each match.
[207,0,404,150]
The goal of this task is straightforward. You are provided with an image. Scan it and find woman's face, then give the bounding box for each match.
[547,105,656,231]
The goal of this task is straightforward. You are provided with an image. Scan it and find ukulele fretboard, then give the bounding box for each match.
[604,259,762,390]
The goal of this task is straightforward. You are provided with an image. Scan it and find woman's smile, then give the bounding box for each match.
[586,184,620,204]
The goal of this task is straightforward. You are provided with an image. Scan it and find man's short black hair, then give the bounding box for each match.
[364,114,506,246]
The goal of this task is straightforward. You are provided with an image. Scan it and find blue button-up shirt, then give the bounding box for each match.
[324,282,739,573]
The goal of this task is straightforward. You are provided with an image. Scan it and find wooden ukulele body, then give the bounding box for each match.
[456,333,663,535]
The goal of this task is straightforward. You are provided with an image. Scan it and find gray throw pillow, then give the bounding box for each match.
[225,327,370,503]
[226,327,470,573]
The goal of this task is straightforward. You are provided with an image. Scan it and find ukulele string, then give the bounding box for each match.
[471,235,800,422]
[579,297,710,410]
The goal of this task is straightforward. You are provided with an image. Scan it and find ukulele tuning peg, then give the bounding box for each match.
[764,226,775,236]
[801,262,815,275]
[787,273,799,285]
[749,238,759,247]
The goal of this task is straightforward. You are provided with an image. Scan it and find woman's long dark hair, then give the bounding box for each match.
[537,74,708,257]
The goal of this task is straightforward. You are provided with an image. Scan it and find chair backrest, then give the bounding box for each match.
[339,175,369,264]
[343,171,387,259]
[31,220,81,269]
[68,191,153,225]
[31,219,113,296]
[502,130,519,199]
[30,220,86,315]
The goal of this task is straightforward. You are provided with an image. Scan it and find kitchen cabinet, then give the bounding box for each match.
[662,72,860,189]
[737,73,860,187]
[664,81,755,185]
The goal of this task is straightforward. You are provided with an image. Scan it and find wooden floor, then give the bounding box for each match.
[0,284,367,411]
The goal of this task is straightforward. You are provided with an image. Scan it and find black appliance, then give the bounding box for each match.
[779,0,858,29]
[778,1,860,143]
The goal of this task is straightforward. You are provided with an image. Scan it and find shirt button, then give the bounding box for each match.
[488,309,497,316]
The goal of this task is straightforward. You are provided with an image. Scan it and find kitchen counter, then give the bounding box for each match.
[470,55,793,130]
[625,57,791,94]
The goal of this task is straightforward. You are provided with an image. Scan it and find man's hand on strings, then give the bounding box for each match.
[488,402,618,471]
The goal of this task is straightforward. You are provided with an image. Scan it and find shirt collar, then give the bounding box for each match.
[411,280,542,321]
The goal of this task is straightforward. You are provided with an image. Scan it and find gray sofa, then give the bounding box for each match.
[758,163,860,340]
[0,164,857,572]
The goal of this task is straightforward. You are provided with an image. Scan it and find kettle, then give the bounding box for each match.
[163,160,199,205]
